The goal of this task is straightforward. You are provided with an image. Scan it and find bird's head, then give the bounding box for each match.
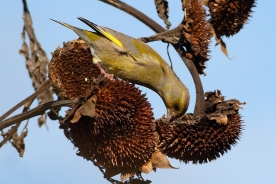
[165,84,190,122]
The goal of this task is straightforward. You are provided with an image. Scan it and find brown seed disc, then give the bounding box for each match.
[49,39,156,175]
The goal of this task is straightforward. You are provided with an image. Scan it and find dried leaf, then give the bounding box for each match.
[19,0,53,128]
[150,150,178,169]
[154,0,171,29]
[140,161,153,174]
[11,128,28,157]
[1,126,15,138]
[38,115,47,128]
[211,27,229,58]
[70,95,97,123]
[210,114,228,125]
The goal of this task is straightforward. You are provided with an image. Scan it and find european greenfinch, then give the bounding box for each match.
[51,17,190,121]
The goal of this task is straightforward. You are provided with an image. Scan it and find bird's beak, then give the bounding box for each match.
[167,108,171,119]
[50,19,89,42]
[166,108,175,123]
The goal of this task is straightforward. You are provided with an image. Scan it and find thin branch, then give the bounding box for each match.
[139,26,182,44]
[0,80,51,122]
[100,0,205,117]
[173,45,205,117]
[0,76,106,132]
[0,80,51,147]
[0,100,74,131]
[99,0,164,33]
[154,0,171,30]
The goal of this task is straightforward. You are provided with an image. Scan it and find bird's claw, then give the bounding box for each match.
[96,62,114,80]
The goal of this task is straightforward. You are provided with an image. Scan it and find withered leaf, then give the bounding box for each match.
[150,150,178,169]
[11,128,28,157]
[38,115,47,128]
[19,1,53,128]
[71,95,97,123]
[212,27,230,58]
[140,161,153,174]
[154,0,171,29]
[210,114,228,125]
[1,126,15,137]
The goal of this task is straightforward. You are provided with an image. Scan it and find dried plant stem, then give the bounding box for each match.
[0,99,74,131]
[0,80,51,122]
[100,0,164,32]
[0,80,51,147]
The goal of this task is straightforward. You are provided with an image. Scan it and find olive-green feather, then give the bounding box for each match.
[51,17,190,121]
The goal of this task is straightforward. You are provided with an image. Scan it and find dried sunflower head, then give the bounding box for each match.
[48,39,156,176]
[207,0,256,37]
[64,78,156,175]
[49,39,101,99]
[156,91,244,164]
[181,0,212,74]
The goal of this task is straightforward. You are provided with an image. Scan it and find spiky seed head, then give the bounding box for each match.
[208,0,256,37]
[156,91,244,164]
[181,0,212,75]
[49,39,156,175]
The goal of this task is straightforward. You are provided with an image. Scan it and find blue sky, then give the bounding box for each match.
[1,1,276,183]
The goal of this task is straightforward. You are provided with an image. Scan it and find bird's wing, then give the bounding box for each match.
[78,17,143,61]
[78,17,165,69]
[78,17,123,49]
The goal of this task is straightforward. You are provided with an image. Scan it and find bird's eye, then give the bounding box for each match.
[174,104,180,111]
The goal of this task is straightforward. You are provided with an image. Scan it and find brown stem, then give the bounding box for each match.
[0,80,51,122]
[173,46,205,117]
[139,26,182,44]
[0,100,74,131]
[99,0,164,33]
[0,80,52,147]
[100,0,205,116]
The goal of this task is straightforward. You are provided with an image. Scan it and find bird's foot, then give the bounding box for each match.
[103,72,114,80]
[96,62,114,80]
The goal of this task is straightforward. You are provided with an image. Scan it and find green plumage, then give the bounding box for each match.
[51,17,190,121]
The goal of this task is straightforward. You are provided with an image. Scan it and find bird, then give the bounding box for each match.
[51,17,190,122]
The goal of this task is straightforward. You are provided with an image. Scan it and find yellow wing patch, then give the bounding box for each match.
[97,27,123,48]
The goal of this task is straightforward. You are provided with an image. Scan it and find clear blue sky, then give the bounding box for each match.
[1,1,275,184]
